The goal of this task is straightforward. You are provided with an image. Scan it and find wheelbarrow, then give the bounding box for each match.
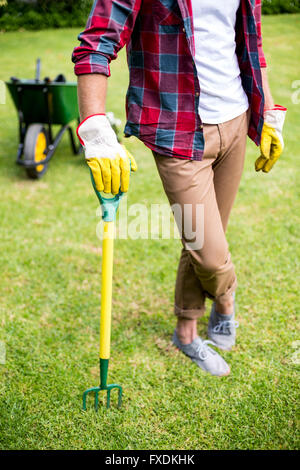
[6,58,82,179]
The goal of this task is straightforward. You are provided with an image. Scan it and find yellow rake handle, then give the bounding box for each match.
[99,221,114,360]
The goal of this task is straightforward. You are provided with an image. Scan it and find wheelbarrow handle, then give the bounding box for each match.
[35,58,41,83]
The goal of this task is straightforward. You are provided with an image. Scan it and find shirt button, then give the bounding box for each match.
[182,27,185,32]
[195,92,200,97]
[199,125,203,129]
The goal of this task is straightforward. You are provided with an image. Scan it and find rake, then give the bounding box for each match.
[83,175,124,411]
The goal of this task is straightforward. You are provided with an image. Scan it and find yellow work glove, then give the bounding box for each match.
[255,105,287,173]
[77,114,137,194]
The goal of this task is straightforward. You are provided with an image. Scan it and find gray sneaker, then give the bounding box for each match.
[208,293,239,351]
[172,330,230,377]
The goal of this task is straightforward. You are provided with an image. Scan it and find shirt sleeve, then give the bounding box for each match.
[254,0,267,68]
[72,0,142,76]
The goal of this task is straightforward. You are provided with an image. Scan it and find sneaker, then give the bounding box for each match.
[207,293,239,351]
[172,330,230,376]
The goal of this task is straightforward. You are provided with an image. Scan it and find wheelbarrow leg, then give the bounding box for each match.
[68,125,82,155]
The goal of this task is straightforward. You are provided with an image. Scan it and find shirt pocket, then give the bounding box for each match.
[152,0,183,26]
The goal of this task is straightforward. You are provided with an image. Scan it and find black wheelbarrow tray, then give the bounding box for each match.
[6,59,81,179]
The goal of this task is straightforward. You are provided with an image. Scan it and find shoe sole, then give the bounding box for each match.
[174,345,231,377]
[220,367,231,377]
[211,343,233,352]
[207,333,235,351]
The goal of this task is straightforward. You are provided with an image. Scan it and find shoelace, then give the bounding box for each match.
[194,340,216,361]
[213,319,239,334]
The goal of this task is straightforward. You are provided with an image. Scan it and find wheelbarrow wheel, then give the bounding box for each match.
[24,124,49,179]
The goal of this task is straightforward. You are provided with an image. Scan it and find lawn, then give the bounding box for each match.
[0,14,299,450]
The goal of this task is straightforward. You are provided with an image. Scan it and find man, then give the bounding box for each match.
[73,0,286,376]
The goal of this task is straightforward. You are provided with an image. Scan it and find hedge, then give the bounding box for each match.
[0,0,92,31]
[262,0,300,13]
[0,0,299,32]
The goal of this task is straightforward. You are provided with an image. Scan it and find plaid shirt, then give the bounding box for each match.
[72,0,266,160]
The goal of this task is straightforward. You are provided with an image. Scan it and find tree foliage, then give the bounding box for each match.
[0,0,299,31]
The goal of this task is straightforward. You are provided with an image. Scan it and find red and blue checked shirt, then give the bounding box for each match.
[72,0,267,160]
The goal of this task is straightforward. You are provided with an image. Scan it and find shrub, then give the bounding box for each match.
[0,0,92,31]
[262,0,300,14]
[0,0,299,32]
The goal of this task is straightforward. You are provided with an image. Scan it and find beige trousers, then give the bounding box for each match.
[153,109,250,320]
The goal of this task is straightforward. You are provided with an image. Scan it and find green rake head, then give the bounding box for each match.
[82,359,122,411]
[82,384,122,411]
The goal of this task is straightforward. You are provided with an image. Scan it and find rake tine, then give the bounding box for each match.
[94,391,99,412]
[118,388,122,408]
[83,387,98,411]
[107,389,111,409]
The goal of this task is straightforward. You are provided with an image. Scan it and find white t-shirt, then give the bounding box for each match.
[191,0,249,124]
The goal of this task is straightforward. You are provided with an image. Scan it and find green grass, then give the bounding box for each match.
[0,14,299,450]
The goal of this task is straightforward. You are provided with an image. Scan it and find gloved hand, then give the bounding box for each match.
[255,105,287,173]
[77,114,137,194]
